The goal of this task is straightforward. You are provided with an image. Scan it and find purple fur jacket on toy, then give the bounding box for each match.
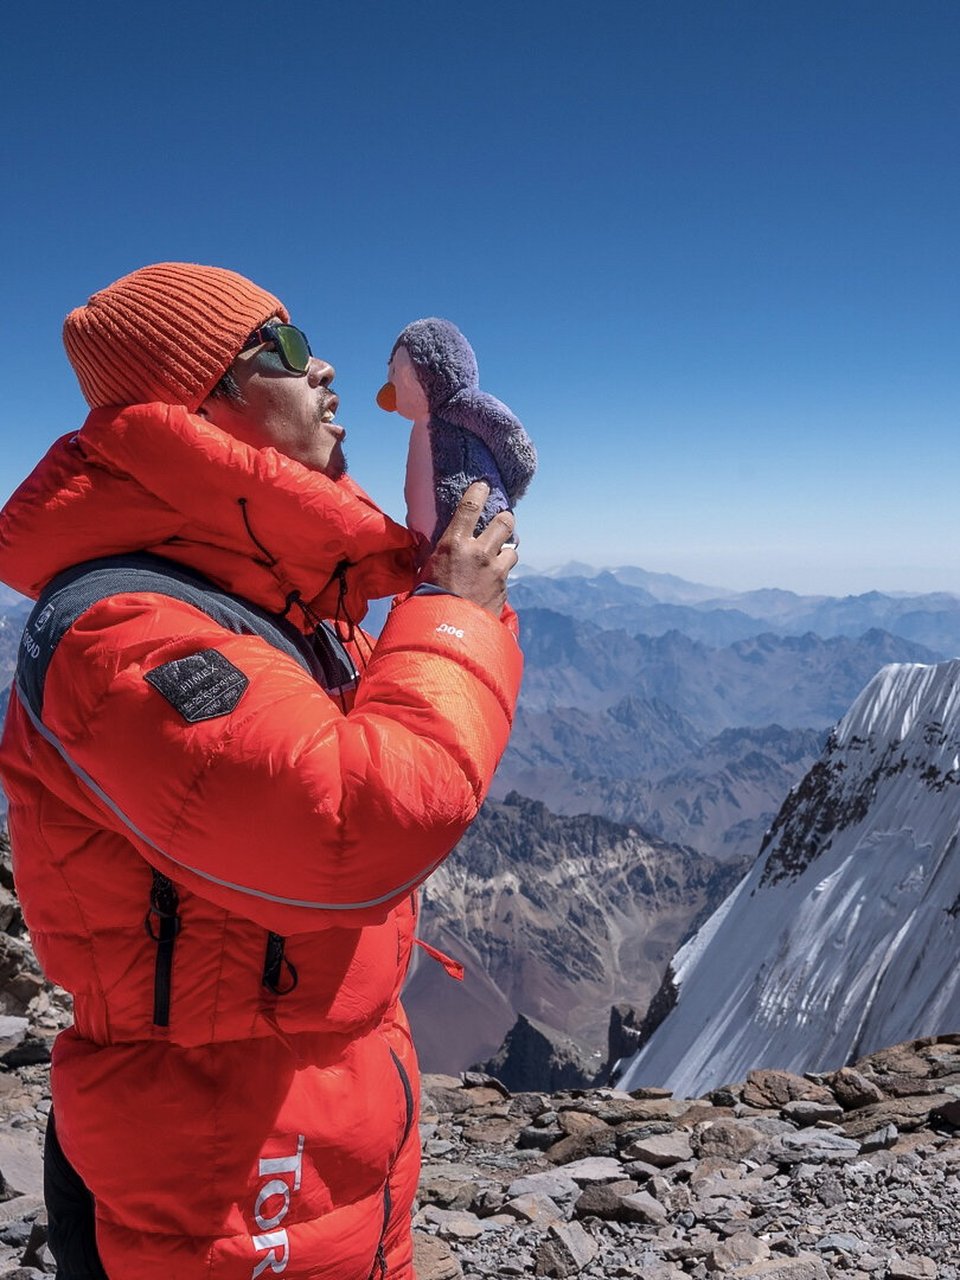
[377,318,537,553]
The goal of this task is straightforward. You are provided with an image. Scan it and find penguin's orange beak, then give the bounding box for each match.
[376,381,397,412]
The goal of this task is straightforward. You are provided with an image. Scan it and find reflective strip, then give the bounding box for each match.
[13,682,444,913]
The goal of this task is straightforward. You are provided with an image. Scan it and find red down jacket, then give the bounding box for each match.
[0,403,523,1279]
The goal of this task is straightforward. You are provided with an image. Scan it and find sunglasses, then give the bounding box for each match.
[241,323,313,374]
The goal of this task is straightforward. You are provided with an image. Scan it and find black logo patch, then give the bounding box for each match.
[144,649,249,723]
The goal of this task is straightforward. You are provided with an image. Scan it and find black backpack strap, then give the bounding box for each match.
[16,552,359,1028]
[16,551,359,723]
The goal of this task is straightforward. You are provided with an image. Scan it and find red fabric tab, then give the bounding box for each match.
[414,938,464,981]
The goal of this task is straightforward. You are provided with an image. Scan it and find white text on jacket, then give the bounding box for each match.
[250,1135,305,1278]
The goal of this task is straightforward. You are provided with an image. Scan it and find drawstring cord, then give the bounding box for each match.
[278,573,366,713]
[330,561,376,671]
[236,499,373,689]
[237,498,279,567]
[331,561,355,644]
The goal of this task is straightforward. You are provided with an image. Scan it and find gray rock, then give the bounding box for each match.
[729,1256,829,1278]
[415,1206,485,1241]
[18,1220,52,1274]
[617,1189,668,1225]
[418,1164,487,1212]
[858,1123,898,1152]
[781,1100,844,1126]
[552,1156,624,1184]
[619,1131,693,1166]
[534,1221,597,1277]
[709,1231,771,1270]
[572,1179,639,1221]
[413,1230,465,1280]
[501,1194,565,1227]
[827,1067,884,1110]
[0,1132,43,1199]
[506,1172,581,1216]
[886,1258,938,1280]
[814,1231,870,1255]
[766,1130,861,1165]
[693,1119,765,1160]
[0,1219,35,1248]
[519,1125,564,1150]
[0,1017,29,1058]
[0,1196,43,1228]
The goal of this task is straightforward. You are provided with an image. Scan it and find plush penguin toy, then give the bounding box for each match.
[376,318,536,556]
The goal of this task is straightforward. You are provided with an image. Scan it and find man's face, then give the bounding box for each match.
[198,319,347,479]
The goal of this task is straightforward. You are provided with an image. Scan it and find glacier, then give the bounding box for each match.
[618,660,960,1097]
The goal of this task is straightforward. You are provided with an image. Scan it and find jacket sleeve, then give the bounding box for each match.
[37,589,523,933]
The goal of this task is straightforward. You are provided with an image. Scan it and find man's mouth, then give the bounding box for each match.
[320,394,340,424]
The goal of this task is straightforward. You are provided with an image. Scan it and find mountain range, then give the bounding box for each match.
[617,657,960,1097]
[495,607,937,859]
[402,793,745,1073]
[512,565,960,654]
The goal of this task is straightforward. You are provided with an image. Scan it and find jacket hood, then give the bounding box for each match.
[0,403,418,625]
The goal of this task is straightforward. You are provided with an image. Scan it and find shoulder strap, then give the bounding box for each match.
[16,551,358,722]
[16,552,357,1027]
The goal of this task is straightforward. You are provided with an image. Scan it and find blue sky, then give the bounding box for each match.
[2,1,958,596]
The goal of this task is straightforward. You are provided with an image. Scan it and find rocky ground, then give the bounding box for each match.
[1,1039,958,1278]
[410,1039,960,1280]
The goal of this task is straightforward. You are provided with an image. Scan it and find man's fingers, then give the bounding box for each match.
[444,481,490,538]
[477,508,515,552]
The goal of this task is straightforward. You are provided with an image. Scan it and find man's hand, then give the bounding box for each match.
[421,482,519,616]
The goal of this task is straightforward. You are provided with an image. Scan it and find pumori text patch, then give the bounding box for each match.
[145,650,249,723]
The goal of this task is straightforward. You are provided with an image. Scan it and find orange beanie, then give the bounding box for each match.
[63,262,290,410]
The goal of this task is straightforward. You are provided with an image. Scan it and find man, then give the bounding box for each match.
[0,263,523,1278]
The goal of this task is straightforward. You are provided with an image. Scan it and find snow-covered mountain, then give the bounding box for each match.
[617,659,960,1097]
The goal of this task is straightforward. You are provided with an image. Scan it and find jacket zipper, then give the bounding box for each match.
[368,1049,415,1278]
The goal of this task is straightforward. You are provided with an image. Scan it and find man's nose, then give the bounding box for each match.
[307,358,335,387]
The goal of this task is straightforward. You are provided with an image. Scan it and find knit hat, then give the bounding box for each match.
[63,262,289,410]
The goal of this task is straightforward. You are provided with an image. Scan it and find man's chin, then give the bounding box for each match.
[325,450,348,481]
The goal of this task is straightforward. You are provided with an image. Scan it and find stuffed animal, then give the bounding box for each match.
[376,318,536,555]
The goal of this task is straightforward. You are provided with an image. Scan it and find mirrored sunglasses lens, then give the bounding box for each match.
[276,326,311,372]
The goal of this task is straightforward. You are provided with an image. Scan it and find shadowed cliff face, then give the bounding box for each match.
[403,794,745,1074]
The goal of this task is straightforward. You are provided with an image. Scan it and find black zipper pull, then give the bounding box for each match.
[144,869,180,1027]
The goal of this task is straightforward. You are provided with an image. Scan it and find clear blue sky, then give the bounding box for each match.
[3,1,958,596]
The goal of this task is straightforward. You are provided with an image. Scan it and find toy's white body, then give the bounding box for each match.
[404,419,436,545]
[389,345,437,543]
